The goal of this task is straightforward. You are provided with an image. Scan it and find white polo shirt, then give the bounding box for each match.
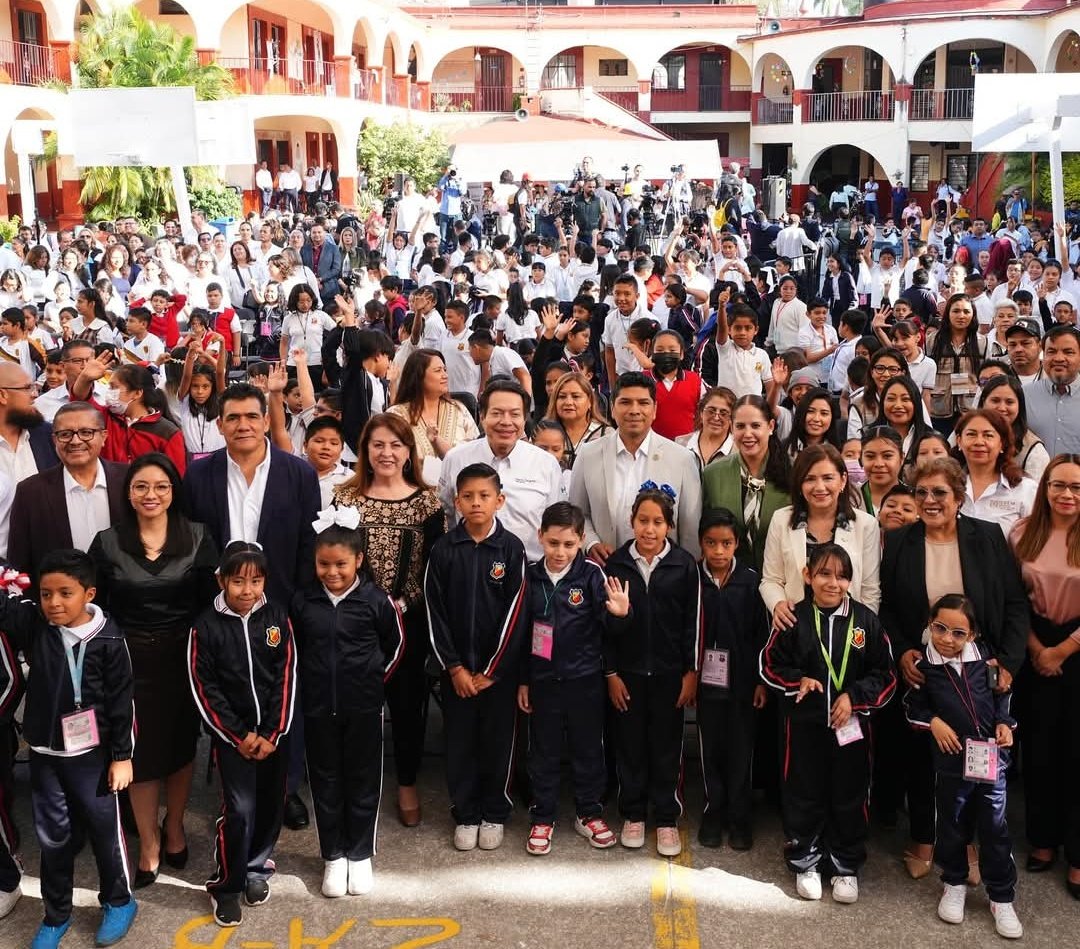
[713,338,772,399]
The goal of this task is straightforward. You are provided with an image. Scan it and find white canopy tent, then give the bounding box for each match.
[971,74,1080,230]
[448,119,724,183]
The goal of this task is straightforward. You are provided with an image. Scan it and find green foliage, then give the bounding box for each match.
[357,123,450,194]
[188,180,242,221]
[61,9,235,221]
[0,217,21,244]
[1004,153,1080,207]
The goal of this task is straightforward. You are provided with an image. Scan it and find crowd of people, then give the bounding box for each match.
[1,156,1080,948]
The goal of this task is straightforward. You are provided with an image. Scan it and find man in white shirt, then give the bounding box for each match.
[0,364,55,485]
[33,339,108,423]
[438,381,561,561]
[7,402,126,579]
[255,161,274,215]
[773,214,818,272]
[391,177,426,236]
[277,164,301,214]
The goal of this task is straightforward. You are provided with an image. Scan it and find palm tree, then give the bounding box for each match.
[50,8,234,221]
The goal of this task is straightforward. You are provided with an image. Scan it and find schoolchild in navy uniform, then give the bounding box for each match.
[188,542,297,929]
[695,507,769,851]
[426,462,528,853]
[0,549,137,949]
[903,594,1023,940]
[517,501,630,856]
[0,572,26,922]
[760,543,896,905]
[290,512,405,898]
[603,485,702,859]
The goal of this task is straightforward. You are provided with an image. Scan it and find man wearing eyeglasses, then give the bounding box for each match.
[0,364,57,486]
[7,401,127,584]
[32,340,108,423]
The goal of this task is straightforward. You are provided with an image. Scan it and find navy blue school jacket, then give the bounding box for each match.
[0,599,133,760]
[698,559,769,702]
[903,641,1016,779]
[760,595,896,724]
[289,579,405,717]
[425,519,527,681]
[522,551,626,683]
[188,594,297,748]
[602,541,702,678]
[0,628,24,726]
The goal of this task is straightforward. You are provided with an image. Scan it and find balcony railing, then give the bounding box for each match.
[909,87,975,121]
[430,84,513,113]
[219,58,336,97]
[756,98,793,125]
[0,39,60,86]
[595,86,638,112]
[804,90,894,123]
[647,84,752,112]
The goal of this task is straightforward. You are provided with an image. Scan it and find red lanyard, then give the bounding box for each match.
[943,659,984,737]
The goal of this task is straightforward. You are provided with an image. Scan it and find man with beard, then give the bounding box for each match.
[0,363,57,484]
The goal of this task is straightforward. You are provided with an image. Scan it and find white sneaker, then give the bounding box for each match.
[796,870,822,901]
[830,875,859,904]
[454,824,480,851]
[477,822,504,850]
[347,858,373,895]
[938,883,967,924]
[621,820,646,849]
[990,902,1023,939]
[321,859,347,899]
[0,886,21,919]
[656,827,682,857]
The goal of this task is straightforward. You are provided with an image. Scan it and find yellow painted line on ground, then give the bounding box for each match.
[650,828,701,949]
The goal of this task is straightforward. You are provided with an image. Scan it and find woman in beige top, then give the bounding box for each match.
[1009,453,1080,894]
[387,349,479,466]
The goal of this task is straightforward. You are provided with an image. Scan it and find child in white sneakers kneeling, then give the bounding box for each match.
[518,502,628,855]
[903,594,1023,939]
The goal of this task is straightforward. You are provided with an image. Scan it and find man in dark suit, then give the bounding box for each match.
[183,382,320,829]
[0,363,58,483]
[300,223,342,309]
[8,401,127,580]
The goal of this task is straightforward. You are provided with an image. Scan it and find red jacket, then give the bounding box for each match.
[134,294,186,348]
[211,308,239,351]
[91,401,187,474]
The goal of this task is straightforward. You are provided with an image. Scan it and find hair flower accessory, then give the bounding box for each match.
[639,480,677,502]
[312,506,361,533]
[1,567,30,596]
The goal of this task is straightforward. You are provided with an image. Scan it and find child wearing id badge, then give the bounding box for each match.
[188,543,297,929]
[759,543,896,905]
[695,508,769,852]
[602,486,701,859]
[0,550,138,949]
[518,502,629,856]
[903,594,1023,940]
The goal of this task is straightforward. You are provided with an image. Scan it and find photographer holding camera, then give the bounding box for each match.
[665,165,693,221]
[437,164,464,253]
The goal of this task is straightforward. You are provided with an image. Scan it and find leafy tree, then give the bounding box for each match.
[357,122,450,194]
[1004,153,1080,208]
[46,8,234,221]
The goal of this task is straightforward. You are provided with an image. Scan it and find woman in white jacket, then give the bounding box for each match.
[760,443,881,628]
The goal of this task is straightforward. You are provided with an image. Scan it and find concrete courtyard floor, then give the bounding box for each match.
[3,709,1077,949]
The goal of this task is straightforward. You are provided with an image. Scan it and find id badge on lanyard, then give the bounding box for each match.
[701,648,730,689]
[60,640,100,753]
[963,738,999,784]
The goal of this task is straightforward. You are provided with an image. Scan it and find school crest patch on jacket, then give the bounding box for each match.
[266,626,282,647]
[490,562,506,581]
[568,588,584,606]
[852,627,866,649]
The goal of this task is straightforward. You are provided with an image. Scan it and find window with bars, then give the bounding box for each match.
[541,54,577,89]
[910,155,930,192]
[599,59,629,77]
[946,154,973,190]
[652,54,686,91]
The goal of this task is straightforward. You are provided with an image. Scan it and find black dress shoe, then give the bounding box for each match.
[697,818,723,849]
[1026,853,1056,873]
[283,793,309,830]
[728,826,754,852]
[132,866,158,890]
[162,819,188,870]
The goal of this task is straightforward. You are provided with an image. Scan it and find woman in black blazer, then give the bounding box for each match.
[878,456,1029,879]
[821,254,858,329]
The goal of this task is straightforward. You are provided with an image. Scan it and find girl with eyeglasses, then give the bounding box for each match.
[1009,454,1080,898]
[879,457,1029,883]
[847,347,908,440]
